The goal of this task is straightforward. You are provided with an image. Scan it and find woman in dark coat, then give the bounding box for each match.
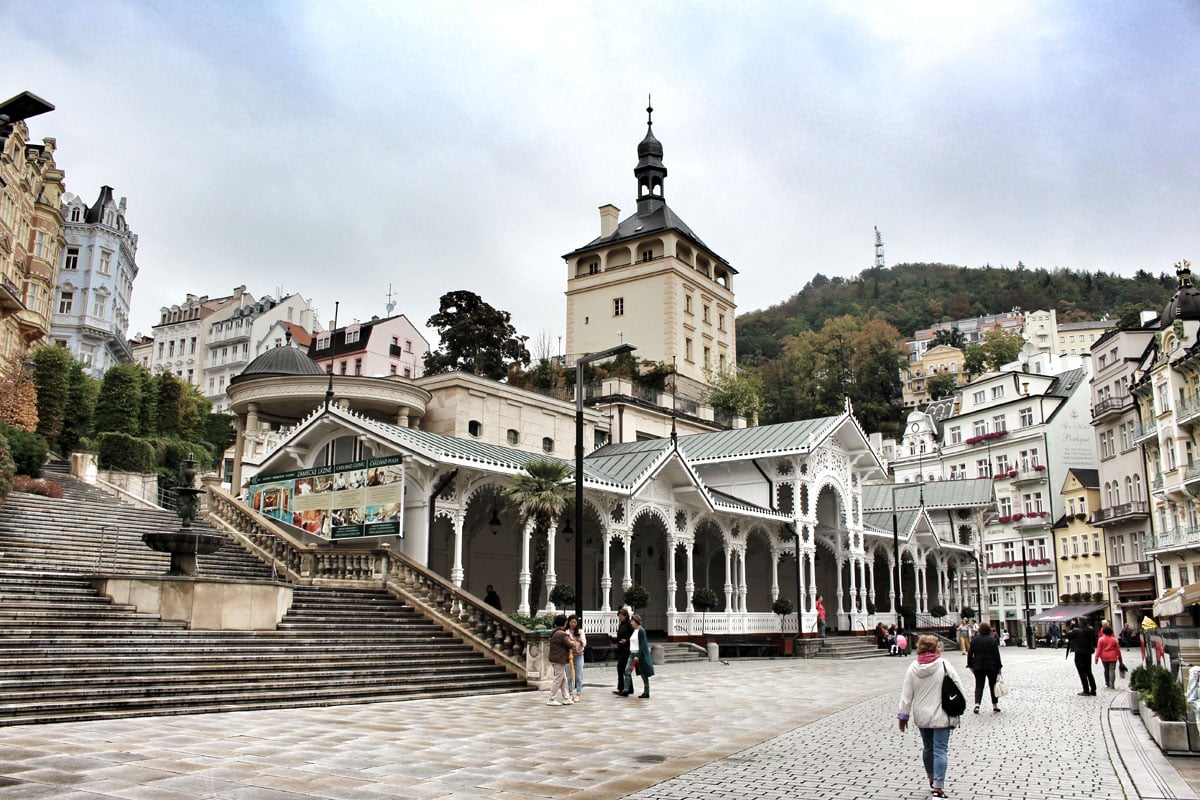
[967,621,1003,713]
[612,607,633,694]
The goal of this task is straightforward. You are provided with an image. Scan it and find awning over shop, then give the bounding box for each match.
[1182,581,1200,607]
[1029,603,1107,623]
[1154,587,1185,617]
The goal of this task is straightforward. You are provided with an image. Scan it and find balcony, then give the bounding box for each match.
[1179,394,1200,427]
[1013,466,1048,485]
[1152,475,1164,493]
[1091,394,1133,421]
[1108,560,1154,578]
[1134,418,1158,444]
[985,558,1054,575]
[1149,526,1200,552]
[1014,512,1051,528]
[1090,501,1150,526]
[0,275,22,311]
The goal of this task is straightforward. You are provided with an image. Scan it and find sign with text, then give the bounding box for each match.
[248,456,405,540]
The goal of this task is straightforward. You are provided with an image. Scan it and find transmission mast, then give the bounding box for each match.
[874,226,885,270]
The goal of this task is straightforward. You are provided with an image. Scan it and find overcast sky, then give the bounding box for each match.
[5,1,1198,351]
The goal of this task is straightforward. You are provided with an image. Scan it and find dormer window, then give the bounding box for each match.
[345,326,360,344]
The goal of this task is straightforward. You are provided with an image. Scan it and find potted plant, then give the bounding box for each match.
[772,596,796,653]
[960,606,976,620]
[692,586,720,637]
[623,585,650,613]
[1143,666,1190,752]
[548,583,575,611]
[930,604,948,619]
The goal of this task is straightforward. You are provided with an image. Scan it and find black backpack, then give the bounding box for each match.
[941,662,966,717]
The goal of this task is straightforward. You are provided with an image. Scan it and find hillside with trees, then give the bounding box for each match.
[737,262,1176,432]
[738,262,1176,364]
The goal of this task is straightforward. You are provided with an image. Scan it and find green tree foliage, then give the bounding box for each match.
[202,412,236,457]
[963,329,1025,377]
[94,363,145,435]
[59,361,97,454]
[137,366,157,436]
[933,328,967,349]
[502,459,572,614]
[31,344,71,447]
[153,371,186,438]
[738,262,1174,368]
[96,431,157,472]
[0,423,48,477]
[758,313,904,433]
[926,373,958,400]
[705,368,763,423]
[424,290,530,380]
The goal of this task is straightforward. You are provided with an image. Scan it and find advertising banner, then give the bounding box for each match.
[248,456,405,540]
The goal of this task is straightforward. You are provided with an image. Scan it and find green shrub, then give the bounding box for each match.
[508,612,554,630]
[1130,665,1151,692]
[96,432,157,473]
[931,604,948,617]
[772,596,795,616]
[0,433,14,504]
[623,585,650,610]
[0,423,48,477]
[693,587,721,612]
[1149,667,1187,722]
[548,583,575,608]
[960,606,976,619]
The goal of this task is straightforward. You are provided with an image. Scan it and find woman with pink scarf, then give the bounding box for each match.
[897,634,966,798]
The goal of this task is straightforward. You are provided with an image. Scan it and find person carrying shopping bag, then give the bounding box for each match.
[1094,624,1125,689]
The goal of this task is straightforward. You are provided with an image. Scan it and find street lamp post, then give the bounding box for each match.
[574,342,636,623]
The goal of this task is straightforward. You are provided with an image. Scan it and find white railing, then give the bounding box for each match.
[668,611,797,637]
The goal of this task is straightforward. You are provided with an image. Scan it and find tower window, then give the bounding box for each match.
[684,295,693,314]
[703,305,710,323]
[641,249,653,262]
[613,298,624,316]
[468,420,482,437]
[507,429,520,445]
[542,437,554,453]
[685,338,693,362]
[589,262,599,275]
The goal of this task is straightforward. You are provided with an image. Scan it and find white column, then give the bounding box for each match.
[601,533,613,612]
[770,550,780,602]
[835,556,845,617]
[738,549,748,612]
[621,534,633,591]
[665,537,677,612]
[544,527,558,613]
[723,547,733,612]
[518,519,533,615]
[450,511,465,587]
[685,542,695,612]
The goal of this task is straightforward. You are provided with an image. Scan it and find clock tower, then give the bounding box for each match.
[563,105,737,388]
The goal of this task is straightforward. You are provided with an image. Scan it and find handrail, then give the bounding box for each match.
[204,487,540,682]
[93,476,165,511]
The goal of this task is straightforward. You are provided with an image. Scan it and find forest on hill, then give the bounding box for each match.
[735,262,1178,434]
[737,262,1177,363]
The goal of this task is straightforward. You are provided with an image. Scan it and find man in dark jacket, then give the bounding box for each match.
[1065,618,1098,695]
[613,607,633,694]
[967,621,1004,712]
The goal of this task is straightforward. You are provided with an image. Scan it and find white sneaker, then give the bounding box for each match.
[547,699,562,706]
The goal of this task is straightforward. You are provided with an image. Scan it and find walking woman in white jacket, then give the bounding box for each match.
[897,635,967,798]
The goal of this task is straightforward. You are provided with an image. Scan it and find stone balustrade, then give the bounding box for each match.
[204,486,546,686]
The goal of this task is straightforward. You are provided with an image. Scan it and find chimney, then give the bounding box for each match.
[599,204,620,237]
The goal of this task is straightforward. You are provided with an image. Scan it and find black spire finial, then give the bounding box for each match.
[646,95,653,127]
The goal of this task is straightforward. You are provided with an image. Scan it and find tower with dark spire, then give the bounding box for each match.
[635,100,667,216]
[562,104,738,390]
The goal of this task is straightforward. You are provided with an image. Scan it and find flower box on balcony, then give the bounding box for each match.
[1012,513,1025,521]
[997,516,1012,523]
[1033,465,1046,472]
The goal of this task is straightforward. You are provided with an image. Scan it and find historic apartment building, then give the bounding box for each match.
[1131,262,1200,613]
[1088,323,1157,628]
[899,351,1098,638]
[309,314,428,381]
[146,287,248,387]
[203,292,320,412]
[0,120,65,365]
[52,187,138,377]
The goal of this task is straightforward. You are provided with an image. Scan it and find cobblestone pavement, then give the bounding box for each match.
[0,647,1194,799]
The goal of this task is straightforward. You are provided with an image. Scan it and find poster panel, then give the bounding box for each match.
[248,456,404,540]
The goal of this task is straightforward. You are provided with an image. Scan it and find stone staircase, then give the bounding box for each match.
[656,641,709,663]
[0,469,530,726]
[813,634,891,660]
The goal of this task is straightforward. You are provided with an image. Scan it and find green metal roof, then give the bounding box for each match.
[862,478,994,513]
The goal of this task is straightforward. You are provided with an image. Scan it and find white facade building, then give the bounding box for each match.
[52,187,138,376]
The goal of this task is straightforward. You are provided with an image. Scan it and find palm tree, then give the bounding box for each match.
[503,459,573,616]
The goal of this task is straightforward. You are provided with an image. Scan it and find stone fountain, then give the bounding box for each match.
[142,456,225,576]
